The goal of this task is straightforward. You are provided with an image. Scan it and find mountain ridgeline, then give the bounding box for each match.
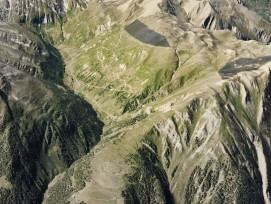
[123,63,271,203]
[0,0,271,203]
[0,0,87,23]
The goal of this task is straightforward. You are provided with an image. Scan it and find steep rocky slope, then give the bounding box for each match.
[242,0,271,22]
[0,22,64,82]
[0,10,103,204]
[181,0,271,44]
[0,62,103,203]
[123,62,271,203]
[0,0,87,23]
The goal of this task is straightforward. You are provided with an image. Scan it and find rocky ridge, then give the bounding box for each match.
[181,0,271,44]
[0,0,87,24]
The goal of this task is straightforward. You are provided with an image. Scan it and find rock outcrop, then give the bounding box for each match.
[0,0,87,24]
[179,0,271,44]
[0,22,64,82]
[123,60,271,203]
[182,0,232,30]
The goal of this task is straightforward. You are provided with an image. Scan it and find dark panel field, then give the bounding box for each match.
[125,20,170,47]
[219,56,271,78]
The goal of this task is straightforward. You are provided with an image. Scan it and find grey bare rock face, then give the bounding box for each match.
[0,22,64,83]
[0,0,87,23]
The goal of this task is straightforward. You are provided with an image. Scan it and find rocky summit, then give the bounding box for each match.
[0,0,271,203]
